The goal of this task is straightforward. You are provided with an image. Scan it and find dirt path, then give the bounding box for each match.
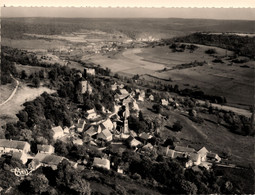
[0,75,19,107]
[197,100,251,117]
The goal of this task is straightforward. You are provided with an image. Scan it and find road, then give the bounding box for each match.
[0,75,19,107]
[197,100,252,118]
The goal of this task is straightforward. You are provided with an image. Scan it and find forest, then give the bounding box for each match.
[168,32,255,58]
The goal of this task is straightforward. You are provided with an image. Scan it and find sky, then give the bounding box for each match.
[1,7,255,20]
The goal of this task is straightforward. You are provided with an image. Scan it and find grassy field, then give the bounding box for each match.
[15,64,46,75]
[138,100,254,167]
[0,82,55,124]
[88,44,254,109]
[0,83,16,104]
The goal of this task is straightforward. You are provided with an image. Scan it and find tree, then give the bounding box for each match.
[172,121,183,132]
[29,174,49,194]
[32,77,40,88]
[21,70,28,79]
[179,180,198,195]
[70,178,91,195]
[152,104,162,114]
[17,110,28,123]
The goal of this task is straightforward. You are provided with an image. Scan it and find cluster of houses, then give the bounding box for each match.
[0,76,222,176]
[161,145,221,171]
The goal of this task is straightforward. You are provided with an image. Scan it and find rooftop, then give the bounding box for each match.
[0,139,30,150]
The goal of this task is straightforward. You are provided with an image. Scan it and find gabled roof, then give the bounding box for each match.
[120,89,129,95]
[99,129,112,138]
[197,147,208,157]
[127,137,142,147]
[0,139,30,150]
[166,149,175,158]
[142,143,153,150]
[87,108,96,114]
[52,126,63,134]
[189,153,201,162]
[175,146,195,153]
[35,153,64,165]
[130,130,138,137]
[37,145,54,153]
[93,157,110,169]
[85,126,98,136]
[12,152,26,160]
[101,119,113,130]
[139,132,152,140]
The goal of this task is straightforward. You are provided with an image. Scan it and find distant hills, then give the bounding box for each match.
[2,18,255,40]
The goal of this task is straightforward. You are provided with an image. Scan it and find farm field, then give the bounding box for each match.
[0,82,55,124]
[88,44,254,110]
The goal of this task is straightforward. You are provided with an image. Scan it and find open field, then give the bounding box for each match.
[88,44,254,109]
[0,82,55,124]
[0,83,16,104]
[139,100,255,167]
[15,64,46,75]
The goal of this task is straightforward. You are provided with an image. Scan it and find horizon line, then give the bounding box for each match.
[2,16,255,21]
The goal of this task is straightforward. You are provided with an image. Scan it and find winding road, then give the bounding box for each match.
[0,75,19,107]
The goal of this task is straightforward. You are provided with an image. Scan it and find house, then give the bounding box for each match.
[137,94,144,102]
[77,119,86,133]
[122,96,134,106]
[73,138,83,146]
[80,80,88,94]
[173,151,186,159]
[111,83,117,91]
[0,139,31,154]
[86,108,97,120]
[162,146,175,158]
[37,144,55,154]
[142,143,153,151]
[87,84,93,94]
[93,157,110,170]
[197,147,209,161]
[52,126,64,140]
[161,99,169,106]
[100,119,113,131]
[130,130,138,138]
[117,166,124,174]
[175,146,195,153]
[118,84,124,89]
[97,129,113,141]
[33,153,65,170]
[12,152,28,164]
[126,136,142,148]
[119,89,129,95]
[207,152,221,162]
[139,132,152,142]
[188,153,201,165]
[63,127,70,134]
[149,94,154,101]
[85,126,101,137]
[140,90,145,98]
[84,68,95,76]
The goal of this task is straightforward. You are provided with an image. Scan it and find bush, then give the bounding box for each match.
[205,48,217,55]
[172,121,183,132]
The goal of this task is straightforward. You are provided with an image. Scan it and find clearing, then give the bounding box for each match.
[0,83,16,104]
[0,82,55,124]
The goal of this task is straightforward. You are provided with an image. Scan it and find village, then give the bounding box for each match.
[0,67,224,179]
